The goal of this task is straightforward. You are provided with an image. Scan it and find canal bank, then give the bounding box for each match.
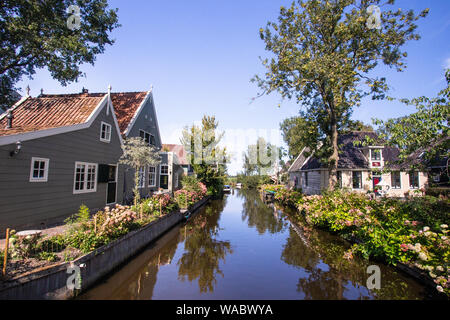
[0,197,210,300]
[79,190,436,300]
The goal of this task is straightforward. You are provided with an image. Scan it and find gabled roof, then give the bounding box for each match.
[0,93,106,137]
[288,147,310,172]
[300,131,405,171]
[162,144,189,165]
[110,92,148,135]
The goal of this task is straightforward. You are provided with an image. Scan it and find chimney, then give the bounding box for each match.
[6,110,13,129]
[81,87,89,94]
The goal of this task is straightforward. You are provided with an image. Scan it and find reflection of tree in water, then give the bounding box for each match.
[124,231,181,300]
[177,199,233,293]
[281,211,429,300]
[240,189,287,235]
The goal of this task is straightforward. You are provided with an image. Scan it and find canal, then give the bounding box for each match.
[79,189,432,300]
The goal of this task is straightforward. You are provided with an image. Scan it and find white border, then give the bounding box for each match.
[29,157,50,182]
[148,165,156,187]
[100,121,112,143]
[73,162,98,194]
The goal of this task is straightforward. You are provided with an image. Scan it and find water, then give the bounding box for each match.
[79,189,432,300]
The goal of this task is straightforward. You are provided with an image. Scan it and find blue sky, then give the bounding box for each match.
[18,0,450,174]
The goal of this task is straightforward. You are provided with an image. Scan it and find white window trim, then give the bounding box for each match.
[409,171,420,189]
[370,148,382,161]
[352,171,363,190]
[160,164,169,175]
[29,157,50,182]
[73,162,98,194]
[106,164,118,205]
[148,166,156,187]
[138,167,145,189]
[391,171,402,189]
[100,122,112,143]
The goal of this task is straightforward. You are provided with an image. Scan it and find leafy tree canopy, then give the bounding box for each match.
[0,0,120,110]
[374,69,450,168]
[253,0,428,188]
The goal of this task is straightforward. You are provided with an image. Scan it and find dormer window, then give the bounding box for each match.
[100,122,112,143]
[139,129,155,146]
[370,149,381,161]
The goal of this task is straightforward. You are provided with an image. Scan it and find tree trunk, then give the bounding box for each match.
[328,119,339,190]
[134,168,140,207]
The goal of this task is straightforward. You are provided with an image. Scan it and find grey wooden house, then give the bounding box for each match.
[110,89,183,202]
[0,90,124,233]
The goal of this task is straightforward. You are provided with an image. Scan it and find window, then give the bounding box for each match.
[409,171,419,189]
[371,149,381,161]
[391,171,401,189]
[160,164,169,175]
[148,166,156,187]
[74,162,97,193]
[352,171,362,189]
[30,158,49,182]
[175,173,179,188]
[337,171,342,188]
[100,122,112,143]
[304,172,308,187]
[139,130,155,146]
[138,167,145,188]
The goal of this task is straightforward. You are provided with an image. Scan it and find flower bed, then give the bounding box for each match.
[270,186,450,297]
[1,185,206,281]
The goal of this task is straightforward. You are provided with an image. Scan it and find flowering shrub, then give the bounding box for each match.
[152,193,179,214]
[295,190,450,296]
[175,182,207,209]
[98,205,139,238]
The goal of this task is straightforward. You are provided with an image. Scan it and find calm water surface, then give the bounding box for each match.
[79,190,432,300]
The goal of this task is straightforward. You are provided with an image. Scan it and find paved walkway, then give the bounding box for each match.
[0,224,68,250]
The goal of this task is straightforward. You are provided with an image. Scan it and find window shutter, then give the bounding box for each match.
[98,164,110,183]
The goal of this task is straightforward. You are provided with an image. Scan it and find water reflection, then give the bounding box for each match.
[177,199,233,293]
[80,189,432,300]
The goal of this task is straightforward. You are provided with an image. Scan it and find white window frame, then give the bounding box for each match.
[352,171,363,190]
[160,164,169,175]
[139,129,155,146]
[175,173,179,188]
[391,171,402,189]
[100,122,112,143]
[138,167,145,188]
[370,148,382,161]
[409,171,420,189]
[29,157,50,182]
[148,166,156,187]
[73,162,98,194]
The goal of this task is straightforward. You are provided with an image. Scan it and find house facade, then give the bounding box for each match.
[110,90,182,201]
[289,132,428,197]
[162,144,194,176]
[0,90,124,232]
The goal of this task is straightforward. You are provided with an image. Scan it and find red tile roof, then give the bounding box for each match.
[110,92,148,134]
[162,144,189,165]
[0,94,106,137]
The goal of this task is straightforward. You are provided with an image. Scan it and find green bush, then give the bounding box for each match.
[238,175,273,190]
[426,187,450,198]
[295,190,450,296]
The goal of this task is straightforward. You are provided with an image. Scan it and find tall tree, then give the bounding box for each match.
[253,0,428,188]
[181,115,227,197]
[0,0,120,110]
[242,137,278,176]
[374,69,450,169]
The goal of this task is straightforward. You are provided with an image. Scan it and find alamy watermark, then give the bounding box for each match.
[366,5,382,30]
[67,5,81,31]
[366,265,381,290]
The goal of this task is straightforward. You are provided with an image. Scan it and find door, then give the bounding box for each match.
[160,164,169,190]
[372,175,382,195]
[106,165,117,204]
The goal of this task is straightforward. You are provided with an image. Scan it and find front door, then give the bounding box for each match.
[160,164,169,190]
[106,165,117,204]
[372,175,382,194]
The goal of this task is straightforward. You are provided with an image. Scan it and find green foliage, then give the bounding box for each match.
[38,252,58,262]
[426,188,450,198]
[253,0,428,188]
[293,190,449,296]
[181,115,227,197]
[0,0,120,110]
[120,137,161,204]
[374,69,450,169]
[237,174,273,190]
[243,137,278,175]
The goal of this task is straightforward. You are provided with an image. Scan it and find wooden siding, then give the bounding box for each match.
[0,105,124,233]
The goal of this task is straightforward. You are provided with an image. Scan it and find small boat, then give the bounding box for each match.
[223,185,231,193]
[236,183,242,189]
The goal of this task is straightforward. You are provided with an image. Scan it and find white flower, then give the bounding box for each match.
[436,266,444,272]
[441,236,448,240]
[419,252,428,261]
[436,286,444,293]
[440,224,448,229]
[423,226,430,232]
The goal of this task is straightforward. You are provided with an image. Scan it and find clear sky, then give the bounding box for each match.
[18,0,450,175]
